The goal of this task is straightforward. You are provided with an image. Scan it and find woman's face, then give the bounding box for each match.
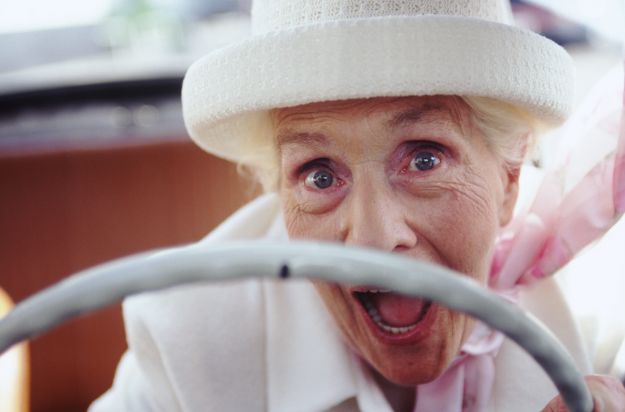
[274,96,519,386]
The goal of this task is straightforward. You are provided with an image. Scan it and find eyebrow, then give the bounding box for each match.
[386,104,450,130]
[275,131,329,148]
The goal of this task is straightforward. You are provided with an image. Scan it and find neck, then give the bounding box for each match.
[371,369,416,412]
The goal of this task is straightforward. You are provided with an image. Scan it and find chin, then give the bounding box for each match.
[371,353,450,386]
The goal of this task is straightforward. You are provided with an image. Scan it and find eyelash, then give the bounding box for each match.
[401,142,445,173]
[409,141,445,155]
[296,158,330,176]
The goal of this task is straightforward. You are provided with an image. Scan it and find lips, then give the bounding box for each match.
[352,287,435,342]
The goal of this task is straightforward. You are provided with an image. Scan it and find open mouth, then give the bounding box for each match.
[353,288,433,336]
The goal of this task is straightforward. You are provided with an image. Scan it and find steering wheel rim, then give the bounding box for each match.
[0,241,593,411]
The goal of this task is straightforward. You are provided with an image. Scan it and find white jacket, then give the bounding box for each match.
[91,194,594,412]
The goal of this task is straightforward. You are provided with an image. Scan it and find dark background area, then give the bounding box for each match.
[0,78,256,410]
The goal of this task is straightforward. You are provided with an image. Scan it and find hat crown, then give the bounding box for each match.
[251,0,513,34]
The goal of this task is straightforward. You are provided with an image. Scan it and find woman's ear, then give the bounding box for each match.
[499,165,520,227]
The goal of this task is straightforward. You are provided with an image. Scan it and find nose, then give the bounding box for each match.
[343,177,417,252]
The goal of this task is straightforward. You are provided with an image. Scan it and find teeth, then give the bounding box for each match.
[363,299,418,334]
[365,288,391,293]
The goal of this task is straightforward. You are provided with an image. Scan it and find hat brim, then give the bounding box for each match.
[182,15,574,162]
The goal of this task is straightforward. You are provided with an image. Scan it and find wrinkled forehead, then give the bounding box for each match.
[271,95,472,142]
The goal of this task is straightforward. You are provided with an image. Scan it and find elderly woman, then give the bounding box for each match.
[92,0,625,411]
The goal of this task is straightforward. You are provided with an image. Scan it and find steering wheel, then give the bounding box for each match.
[0,241,593,411]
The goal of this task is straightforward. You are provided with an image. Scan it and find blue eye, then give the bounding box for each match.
[305,169,334,189]
[409,151,441,172]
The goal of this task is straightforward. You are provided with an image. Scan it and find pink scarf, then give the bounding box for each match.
[413,62,625,412]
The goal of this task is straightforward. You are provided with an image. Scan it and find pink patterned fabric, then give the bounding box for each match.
[413,62,625,411]
[493,63,625,289]
[415,320,506,412]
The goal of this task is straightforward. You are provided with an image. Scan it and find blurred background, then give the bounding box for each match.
[0,1,623,411]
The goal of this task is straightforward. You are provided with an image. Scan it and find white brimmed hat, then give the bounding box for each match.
[182,0,574,162]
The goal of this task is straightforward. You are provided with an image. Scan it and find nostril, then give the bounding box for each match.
[393,245,411,253]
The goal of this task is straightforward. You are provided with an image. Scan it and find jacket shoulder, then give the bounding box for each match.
[102,280,268,411]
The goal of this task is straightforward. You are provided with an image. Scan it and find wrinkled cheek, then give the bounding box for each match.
[427,307,473,372]
[430,220,494,282]
[281,198,305,237]
[312,282,352,326]
[282,199,335,241]
[453,310,476,347]
[439,200,498,283]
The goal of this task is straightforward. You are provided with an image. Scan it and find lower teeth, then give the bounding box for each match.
[364,300,420,334]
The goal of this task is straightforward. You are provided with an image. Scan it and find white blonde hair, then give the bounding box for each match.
[236,96,544,192]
